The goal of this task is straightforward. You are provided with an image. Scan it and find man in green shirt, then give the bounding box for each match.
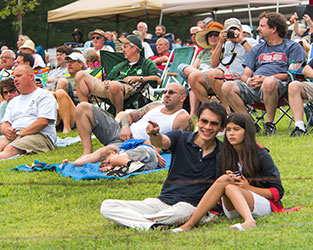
[75,35,161,114]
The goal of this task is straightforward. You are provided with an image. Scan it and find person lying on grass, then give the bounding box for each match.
[172,112,284,232]
[63,139,166,174]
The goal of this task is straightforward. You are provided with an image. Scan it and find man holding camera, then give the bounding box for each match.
[190,18,257,113]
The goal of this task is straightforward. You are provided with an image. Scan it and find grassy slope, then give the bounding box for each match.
[1,117,313,249]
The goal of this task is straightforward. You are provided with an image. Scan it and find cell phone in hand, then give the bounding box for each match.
[233,171,241,178]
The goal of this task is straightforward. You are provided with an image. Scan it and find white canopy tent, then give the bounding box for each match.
[160,0,301,26]
[48,0,169,23]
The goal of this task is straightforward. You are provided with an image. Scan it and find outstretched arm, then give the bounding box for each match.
[146,121,171,150]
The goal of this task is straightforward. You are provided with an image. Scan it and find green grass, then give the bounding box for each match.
[1,113,313,249]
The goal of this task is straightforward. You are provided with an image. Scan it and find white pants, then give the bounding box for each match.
[100,198,196,230]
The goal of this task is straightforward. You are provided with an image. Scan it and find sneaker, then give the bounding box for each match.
[290,126,306,137]
[264,122,276,136]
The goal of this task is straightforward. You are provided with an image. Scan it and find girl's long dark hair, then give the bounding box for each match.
[221,113,259,185]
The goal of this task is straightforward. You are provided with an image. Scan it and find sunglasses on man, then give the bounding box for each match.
[161,90,183,95]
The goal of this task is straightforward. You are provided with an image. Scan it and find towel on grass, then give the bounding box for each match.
[12,154,171,181]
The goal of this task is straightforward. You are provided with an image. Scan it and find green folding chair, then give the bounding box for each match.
[93,50,153,116]
[153,46,198,98]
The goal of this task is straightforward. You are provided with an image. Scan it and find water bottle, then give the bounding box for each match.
[224,65,233,80]
[289,60,297,79]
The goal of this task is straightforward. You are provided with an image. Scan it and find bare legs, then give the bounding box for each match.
[222,76,282,123]
[75,71,95,102]
[76,71,125,114]
[288,80,308,123]
[178,174,256,231]
[54,89,76,133]
[75,102,96,156]
[0,137,25,159]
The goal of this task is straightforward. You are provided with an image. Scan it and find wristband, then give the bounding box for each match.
[241,40,247,46]
[247,78,251,84]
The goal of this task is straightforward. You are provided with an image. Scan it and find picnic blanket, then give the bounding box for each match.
[12,153,171,181]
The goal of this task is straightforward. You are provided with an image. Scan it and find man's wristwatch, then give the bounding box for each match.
[16,131,21,137]
[139,76,143,83]
[241,40,247,46]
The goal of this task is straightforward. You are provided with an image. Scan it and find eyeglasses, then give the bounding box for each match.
[92,36,102,40]
[66,60,79,64]
[198,118,220,127]
[0,56,11,60]
[208,33,219,38]
[3,89,17,95]
[162,90,183,95]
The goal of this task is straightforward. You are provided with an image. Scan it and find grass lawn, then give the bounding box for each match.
[1,115,313,249]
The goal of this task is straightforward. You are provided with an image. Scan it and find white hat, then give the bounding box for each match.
[242,25,252,36]
[65,52,86,68]
[19,40,36,53]
[224,18,242,31]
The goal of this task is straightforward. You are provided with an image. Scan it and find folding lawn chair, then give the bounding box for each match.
[152,46,198,99]
[248,71,297,133]
[92,50,154,116]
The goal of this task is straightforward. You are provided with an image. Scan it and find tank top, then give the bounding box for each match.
[130,105,184,141]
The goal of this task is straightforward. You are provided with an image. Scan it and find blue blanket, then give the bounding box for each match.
[12,154,171,181]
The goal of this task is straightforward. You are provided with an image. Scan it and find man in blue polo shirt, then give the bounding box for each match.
[100,102,227,230]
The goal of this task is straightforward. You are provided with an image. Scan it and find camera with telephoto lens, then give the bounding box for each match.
[227,30,237,39]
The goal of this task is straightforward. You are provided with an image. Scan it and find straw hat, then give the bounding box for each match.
[19,39,36,53]
[195,22,224,49]
[88,29,106,40]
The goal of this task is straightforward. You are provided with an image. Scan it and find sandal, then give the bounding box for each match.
[106,165,129,177]
[127,161,145,174]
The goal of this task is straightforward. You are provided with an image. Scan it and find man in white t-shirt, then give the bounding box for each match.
[0,65,57,159]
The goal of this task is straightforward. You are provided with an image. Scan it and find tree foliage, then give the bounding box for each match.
[0,0,39,19]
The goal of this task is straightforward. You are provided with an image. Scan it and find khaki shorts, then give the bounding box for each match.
[90,77,135,99]
[302,81,313,101]
[2,133,54,154]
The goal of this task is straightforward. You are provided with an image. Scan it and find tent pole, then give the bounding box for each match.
[159,11,163,24]
[276,0,279,12]
[248,3,252,28]
[46,22,50,49]
[116,15,120,34]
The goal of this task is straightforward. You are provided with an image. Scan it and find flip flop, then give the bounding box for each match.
[106,165,129,177]
[230,223,245,231]
[171,228,185,233]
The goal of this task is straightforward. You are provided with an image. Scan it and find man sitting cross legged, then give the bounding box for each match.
[0,65,57,159]
[100,102,227,230]
[74,82,193,161]
[75,34,161,114]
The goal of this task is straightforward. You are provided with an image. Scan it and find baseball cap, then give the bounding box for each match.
[65,52,86,68]
[224,18,242,31]
[119,34,143,50]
